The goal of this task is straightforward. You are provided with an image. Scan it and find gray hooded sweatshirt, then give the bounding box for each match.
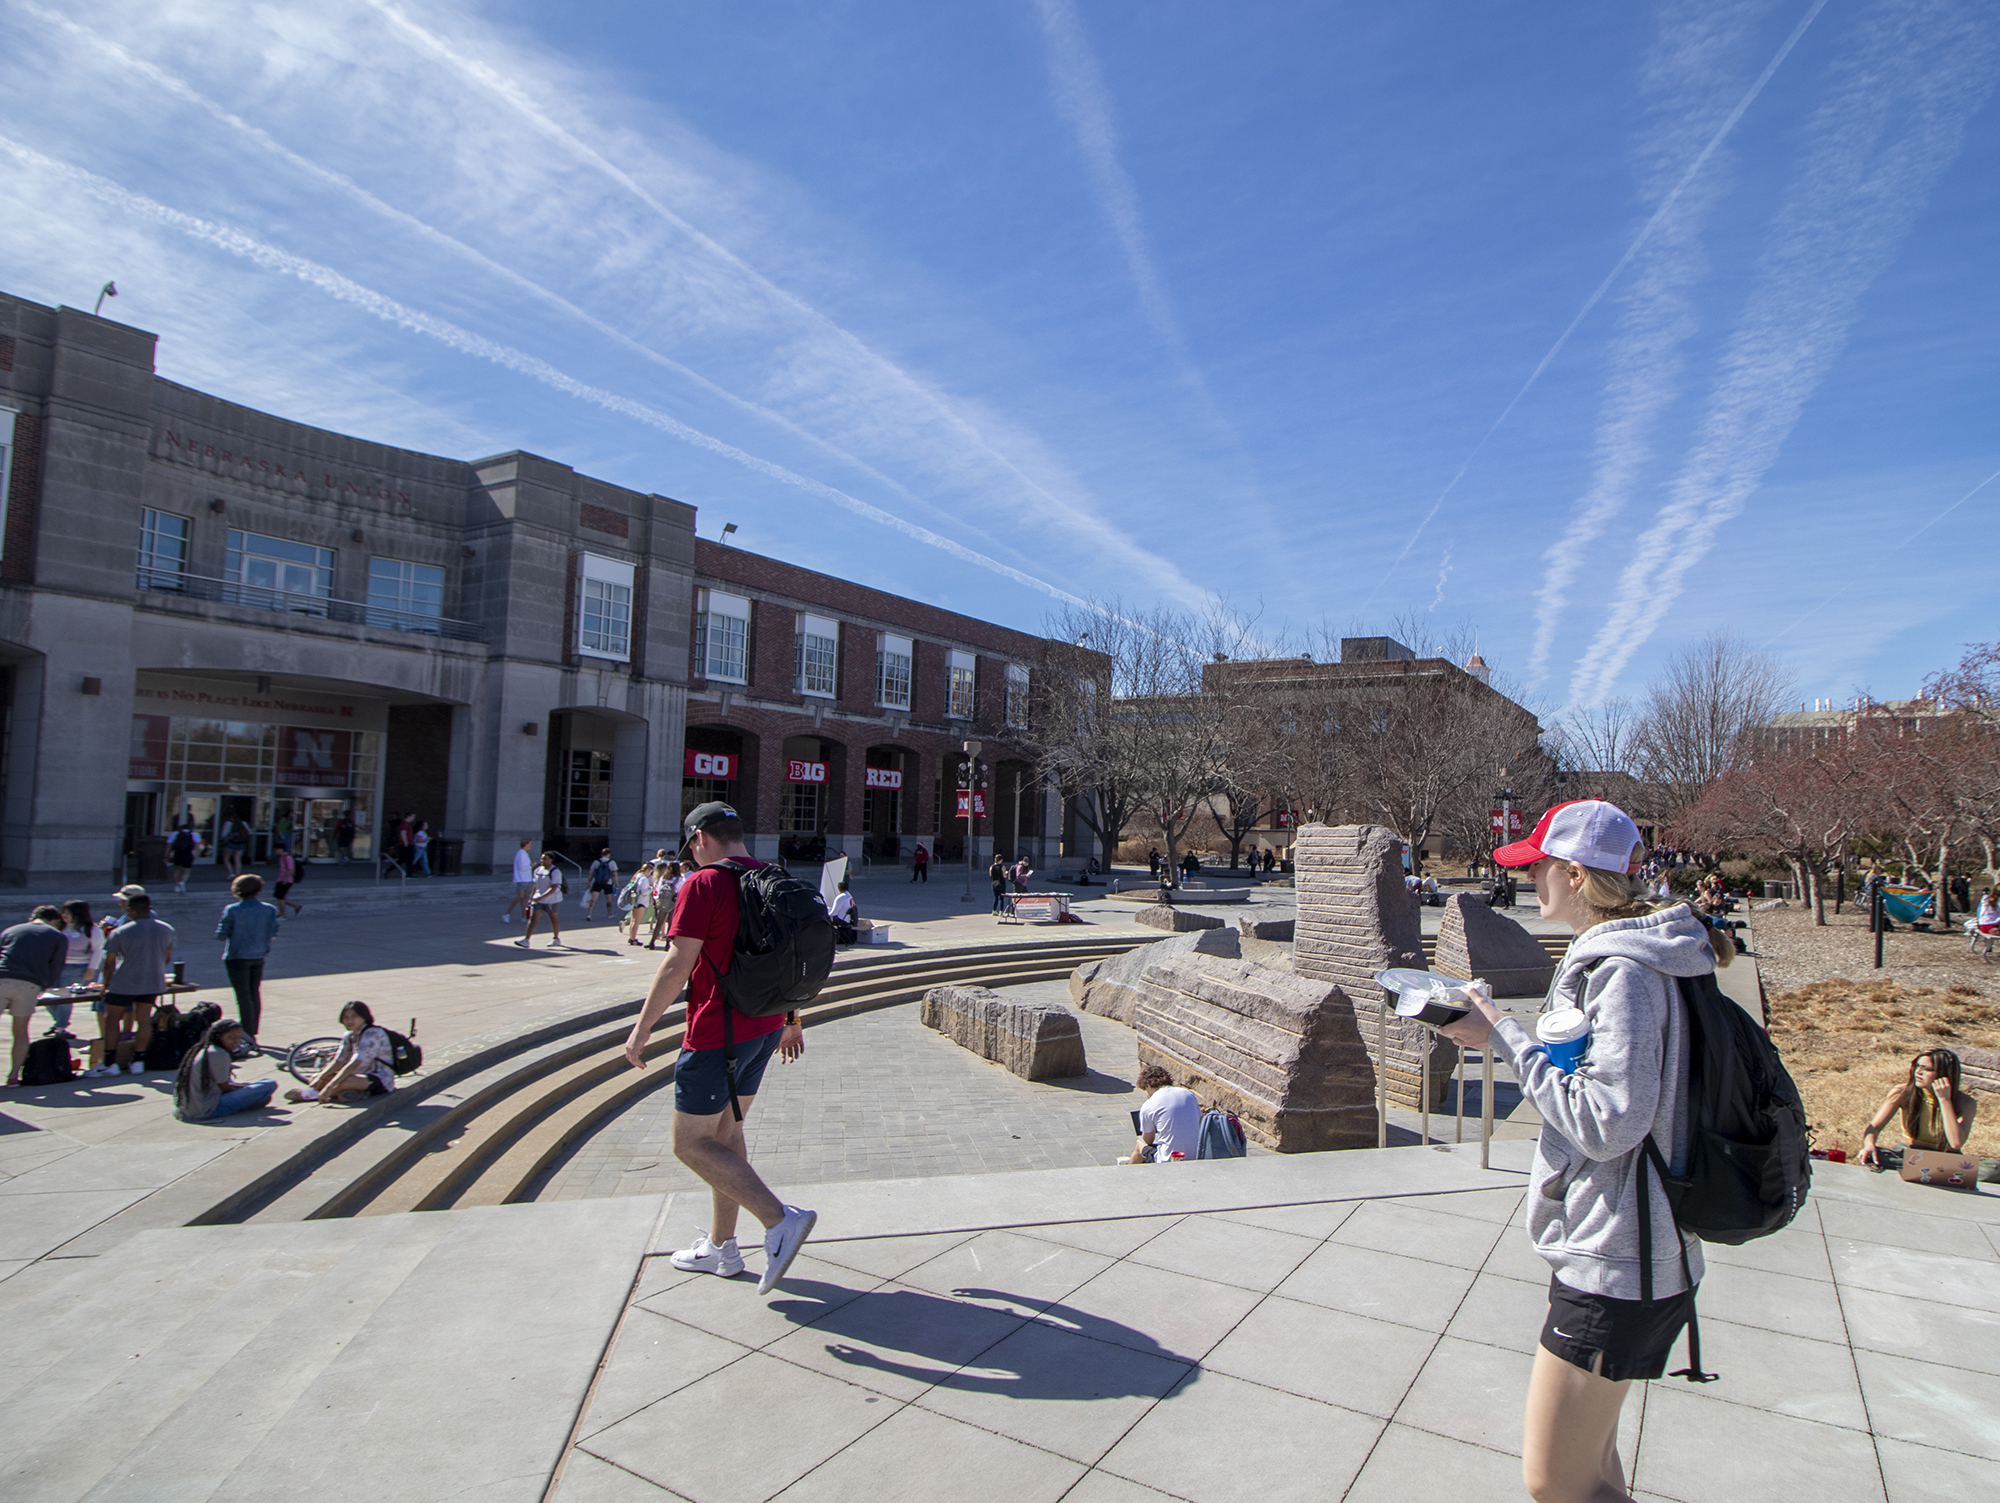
[1487,903,1714,1300]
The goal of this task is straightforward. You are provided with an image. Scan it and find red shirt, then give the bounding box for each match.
[670,858,787,1051]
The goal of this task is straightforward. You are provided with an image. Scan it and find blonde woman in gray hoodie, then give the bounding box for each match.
[1442,800,1732,1503]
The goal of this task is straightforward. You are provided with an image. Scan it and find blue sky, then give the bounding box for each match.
[2,0,1994,715]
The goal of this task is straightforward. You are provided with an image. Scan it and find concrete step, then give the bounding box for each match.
[0,1198,657,1501]
[256,941,1135,1223]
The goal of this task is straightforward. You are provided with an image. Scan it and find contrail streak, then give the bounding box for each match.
[1569,0,1997,704]
[0,136,1098,610]
[14,1,981,541]
[362,0,1192,595]
[1756,463,2000,649]
[1526,0,1778,686]
[1366,0,1829,605]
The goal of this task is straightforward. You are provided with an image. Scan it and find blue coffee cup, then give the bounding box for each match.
[1537,1008,1590,1073]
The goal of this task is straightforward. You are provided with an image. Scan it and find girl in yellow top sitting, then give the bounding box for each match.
[1860,1049,1978,1168]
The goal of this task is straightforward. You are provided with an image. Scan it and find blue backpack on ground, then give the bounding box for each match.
[1197,1108,1247,1159]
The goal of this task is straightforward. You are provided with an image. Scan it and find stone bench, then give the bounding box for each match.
[919,984,1088,1081]
[1134,905,1226,932]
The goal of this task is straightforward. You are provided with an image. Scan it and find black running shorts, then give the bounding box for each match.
[1541,1274,1696,1383]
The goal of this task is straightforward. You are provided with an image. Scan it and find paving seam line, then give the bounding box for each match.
[539,1191,677,1503]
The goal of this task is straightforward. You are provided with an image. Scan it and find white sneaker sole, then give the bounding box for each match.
[670,1255,745,1278]
[758,1208,817,1295]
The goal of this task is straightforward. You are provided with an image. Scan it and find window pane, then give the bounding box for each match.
[799,632,837,696]
[367,558,445,632]
[224,530,332,612]
[581,578,632,657]
[703,612,745,679]
[136,509,190,591]
[878,649,911,709]
[948,665,974,719]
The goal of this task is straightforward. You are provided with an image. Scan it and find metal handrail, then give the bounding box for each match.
[136,570,484,642]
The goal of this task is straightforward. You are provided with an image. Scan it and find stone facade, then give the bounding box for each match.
[1292,822,1454,1109]
[919,984,1087,1081]
[1070,927,1242,1023]
[1434,894,1559,999]
[1132,953,1378,1151]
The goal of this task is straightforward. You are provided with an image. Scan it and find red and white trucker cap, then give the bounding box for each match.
[1494,799,1645,873]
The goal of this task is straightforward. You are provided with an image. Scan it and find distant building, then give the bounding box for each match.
[0,293,1080,885]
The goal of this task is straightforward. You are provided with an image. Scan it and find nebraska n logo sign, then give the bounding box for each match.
[292,732,337,771]
[276,727,353,788]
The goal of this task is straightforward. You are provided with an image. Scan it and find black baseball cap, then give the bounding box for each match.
[684,801,740,836]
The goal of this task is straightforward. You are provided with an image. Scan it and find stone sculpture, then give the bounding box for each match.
[1239,916,1295,941]
[1071,927,1241,1023]
[1131,953,1377,1151]
[919,984,1087,1081]
[1134,905,1225,933]
[1292,823,1455,1109]
[1434,893,1558,999]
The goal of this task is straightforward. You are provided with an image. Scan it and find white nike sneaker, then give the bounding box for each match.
[759,1206,817,1295]
[670,1231,744,1278]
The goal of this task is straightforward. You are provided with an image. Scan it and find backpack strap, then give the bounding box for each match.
[1638,1136,1717,1382]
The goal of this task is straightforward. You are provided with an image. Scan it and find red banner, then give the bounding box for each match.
[955,789,988,818]
[277,726,353,787]
[128,715,170,780]
[684,750,737,779]
[1489,809,1525,834]
[787,759,827,784]
[865,766,903,790]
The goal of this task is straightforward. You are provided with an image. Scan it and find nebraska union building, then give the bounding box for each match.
[0,294,1082,888]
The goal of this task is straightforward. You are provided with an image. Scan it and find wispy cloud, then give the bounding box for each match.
[357,0,1204,595]
[1429,543,1454,611]
[1525,0,1792,688]
[0,135,1102,609]
[1368,0,1829,613]
[1569,0,1998,705]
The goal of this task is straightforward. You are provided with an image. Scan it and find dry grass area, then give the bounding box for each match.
[1754,906,2000,1157]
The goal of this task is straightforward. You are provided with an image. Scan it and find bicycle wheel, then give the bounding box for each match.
[286,1035,345,1083]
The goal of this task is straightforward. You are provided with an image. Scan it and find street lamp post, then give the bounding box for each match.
[960,739,982,903]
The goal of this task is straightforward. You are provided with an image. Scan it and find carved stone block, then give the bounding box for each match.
[1071,927,1241,1022]
[1434,893,1558,999]
[920,984,1088,1081]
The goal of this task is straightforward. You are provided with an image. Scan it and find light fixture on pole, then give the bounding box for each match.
[720,522,738,542]
[93,281,117,316]
[960,739,982,903]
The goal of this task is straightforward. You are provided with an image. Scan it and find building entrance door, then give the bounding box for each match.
[177,795,220,863]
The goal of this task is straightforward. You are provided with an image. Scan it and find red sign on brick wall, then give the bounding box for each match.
[787,759,828,784]
[865,767,903,790]
[684,750,737,779]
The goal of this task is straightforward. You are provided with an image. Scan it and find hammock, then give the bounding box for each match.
[1880,885,1934,923]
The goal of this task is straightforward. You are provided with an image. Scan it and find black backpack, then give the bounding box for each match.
[382,1021,423,1075]
[699,860,836,1119]
[146,1001,219,1072]
[1637,968,1812,1382]
[23,1033,77,1086]
[706,860,838,1017]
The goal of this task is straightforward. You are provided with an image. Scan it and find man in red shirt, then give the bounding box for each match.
[623,802,815,1294]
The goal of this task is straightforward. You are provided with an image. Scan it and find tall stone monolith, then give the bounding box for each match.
[1292,823,1455,1109]
[1434,893,1558,999]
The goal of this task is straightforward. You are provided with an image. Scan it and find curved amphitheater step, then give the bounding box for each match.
[238,935,1145,1225]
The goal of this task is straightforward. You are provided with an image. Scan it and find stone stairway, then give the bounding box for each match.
[0,1195,660,1502]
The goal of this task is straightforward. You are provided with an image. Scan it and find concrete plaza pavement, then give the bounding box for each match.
[4,1137,1994,1502]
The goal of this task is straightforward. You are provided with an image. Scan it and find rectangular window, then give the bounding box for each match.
[796,614,838,698]
[137,508,191,592]
[697,589,750,682]
[877,633,913,710]
[224,530,333,613]
[947,650,975,720]
[1005,664,1029,730]
[577,554,635,661]
[565,749,613,828]
[781,781,822,833]
[366,557,444,632]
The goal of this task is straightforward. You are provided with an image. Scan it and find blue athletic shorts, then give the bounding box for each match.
[674,1026,783,1116]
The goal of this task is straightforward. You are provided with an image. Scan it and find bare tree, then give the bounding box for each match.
[1632,632,1793,814]
[1035,601,1248,876]
[1550,697,1645,800]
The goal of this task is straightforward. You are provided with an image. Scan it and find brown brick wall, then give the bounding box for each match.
[695,540,1048,661]
[911,640,947,724]
[839,623,874,714]
[2,410,42,585]
[750,599,798,703]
